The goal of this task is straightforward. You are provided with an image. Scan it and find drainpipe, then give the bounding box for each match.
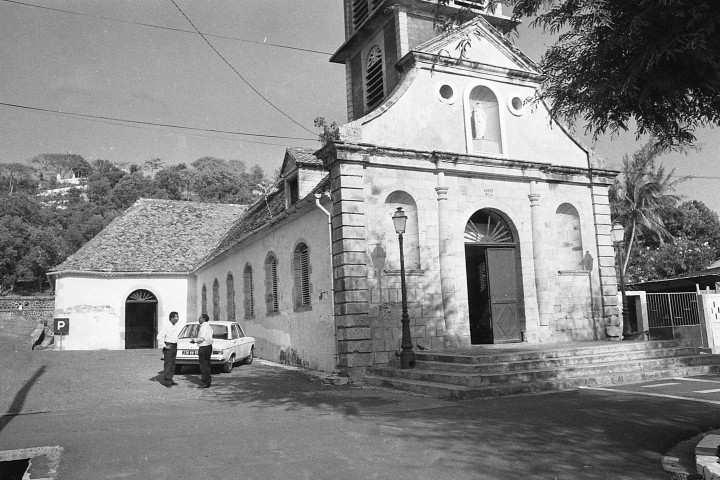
[314,193,339,370]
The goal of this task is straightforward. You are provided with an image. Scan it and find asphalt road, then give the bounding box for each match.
[1,348,720,479]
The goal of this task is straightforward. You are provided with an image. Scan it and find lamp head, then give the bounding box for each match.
[392,206,407,235]
[611,223,625,243]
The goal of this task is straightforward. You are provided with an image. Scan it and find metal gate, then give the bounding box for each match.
[646,292,701,343]
[646,293,700,327]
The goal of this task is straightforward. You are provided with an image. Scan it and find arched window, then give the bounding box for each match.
[293,243,311,309]
[556,203,583,270]
[212,278,220,321]
[226,272,235,321]
[243,264,254,318]
[468,85,502,155]
[265,253,279,314]
[385,191,421,270]
[365,45,384,109]
[201,284,207,315]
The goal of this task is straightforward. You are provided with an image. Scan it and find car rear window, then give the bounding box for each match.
[211,325,228,339]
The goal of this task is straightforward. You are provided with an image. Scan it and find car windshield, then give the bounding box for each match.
[179,324,199,338]
[178,323,228,339]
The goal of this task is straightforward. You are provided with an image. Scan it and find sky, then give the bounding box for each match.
[1,0,718,211]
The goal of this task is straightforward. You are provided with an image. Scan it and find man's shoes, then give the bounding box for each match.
[164,381,172,388]
[197,385,210,389]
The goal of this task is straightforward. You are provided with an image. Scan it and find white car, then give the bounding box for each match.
[174,321,255,373]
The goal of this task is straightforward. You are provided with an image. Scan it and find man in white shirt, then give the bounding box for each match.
[158,311,181,388]
[191,313,214,388]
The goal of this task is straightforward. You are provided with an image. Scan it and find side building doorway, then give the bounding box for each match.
[464,209,523,344]
[125,289,157,349]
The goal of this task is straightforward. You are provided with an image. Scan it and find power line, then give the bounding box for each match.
[1,0,333,55]
[0,101,317,143]
[168,0,316,136]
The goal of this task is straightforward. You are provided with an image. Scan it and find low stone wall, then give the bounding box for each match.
[0,296,55,350]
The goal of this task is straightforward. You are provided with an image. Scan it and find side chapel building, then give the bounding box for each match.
[49,0,622,378]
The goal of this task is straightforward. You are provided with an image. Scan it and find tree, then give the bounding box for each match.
[110,172,157,209]
[610,140,685,274]
[665,200,720,256]
[436,0,720,149]
[0,162,37,195]
[626,237,716,283]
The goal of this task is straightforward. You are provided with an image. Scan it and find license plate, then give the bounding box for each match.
[182,350,197,355]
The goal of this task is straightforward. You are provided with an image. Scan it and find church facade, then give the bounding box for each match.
[50,0,622,379]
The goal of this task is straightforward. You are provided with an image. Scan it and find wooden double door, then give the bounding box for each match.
[465,246,521,344]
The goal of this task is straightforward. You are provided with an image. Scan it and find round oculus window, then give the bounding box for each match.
[437,83,456,104]
[508,95,527,116]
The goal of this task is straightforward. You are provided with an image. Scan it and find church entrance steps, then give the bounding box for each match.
[363,341,720,399]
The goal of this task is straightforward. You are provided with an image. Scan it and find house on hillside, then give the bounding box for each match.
[49,0,623,379]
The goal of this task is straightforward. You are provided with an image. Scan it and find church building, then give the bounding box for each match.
[49,0,622,379]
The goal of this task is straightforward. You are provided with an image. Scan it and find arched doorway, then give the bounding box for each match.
[464,209,521,344]
[125,289,157,349]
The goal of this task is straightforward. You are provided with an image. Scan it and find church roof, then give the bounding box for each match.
[280,147,324,176]
[51,198,247,274]
[208,173,330,261]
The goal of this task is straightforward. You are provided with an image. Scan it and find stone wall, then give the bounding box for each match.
[0,296,55,350]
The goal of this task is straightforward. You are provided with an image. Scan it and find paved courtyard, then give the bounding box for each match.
[1,347,720,479]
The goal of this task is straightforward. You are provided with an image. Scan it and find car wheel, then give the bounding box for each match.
[244,346,254,365]
[223,355,235,373]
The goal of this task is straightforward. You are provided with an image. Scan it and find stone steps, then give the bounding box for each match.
[364,341,720,399]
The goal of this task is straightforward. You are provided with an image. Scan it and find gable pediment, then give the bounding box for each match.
[414,16,539,75]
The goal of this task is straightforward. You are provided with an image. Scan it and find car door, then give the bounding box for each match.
[234,324,249,358]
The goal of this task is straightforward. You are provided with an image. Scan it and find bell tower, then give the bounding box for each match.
[330,0,516,121]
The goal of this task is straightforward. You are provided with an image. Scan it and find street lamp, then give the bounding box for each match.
[611,223,630,338]
[392,207,416,369]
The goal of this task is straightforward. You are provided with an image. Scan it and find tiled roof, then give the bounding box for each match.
[52,198,247,273]
[287,147,324,167]
[210,174,330,259]
[280,147,324,176]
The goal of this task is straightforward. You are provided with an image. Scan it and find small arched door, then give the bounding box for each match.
[125,289,157,349]
[464,209,521,344]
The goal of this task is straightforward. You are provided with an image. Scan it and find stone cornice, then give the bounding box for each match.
[327,142,619,183]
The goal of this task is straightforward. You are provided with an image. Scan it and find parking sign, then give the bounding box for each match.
[54,318,69,335]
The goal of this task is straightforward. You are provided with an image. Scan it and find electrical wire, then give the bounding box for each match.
[169,0,316,135]
[0,0,333,55]
[0,101,317,143]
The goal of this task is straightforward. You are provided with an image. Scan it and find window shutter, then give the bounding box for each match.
[366,46,384,109]
[352,0,369,29]
[271,259,278,312]
[301,247,310,306]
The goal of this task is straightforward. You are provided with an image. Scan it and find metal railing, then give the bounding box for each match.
[646,293,700,328]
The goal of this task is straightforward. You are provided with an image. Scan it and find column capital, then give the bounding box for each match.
[528,192,541,205]
[435,186,449,200]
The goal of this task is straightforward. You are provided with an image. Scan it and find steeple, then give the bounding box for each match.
[330,0,517,121]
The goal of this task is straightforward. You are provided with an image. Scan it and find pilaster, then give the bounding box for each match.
[328,158,373,373]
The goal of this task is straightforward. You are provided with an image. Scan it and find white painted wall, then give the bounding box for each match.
[52,275,191,350]
[195,206,336,372]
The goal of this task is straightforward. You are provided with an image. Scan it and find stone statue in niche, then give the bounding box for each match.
[472,103,487,139]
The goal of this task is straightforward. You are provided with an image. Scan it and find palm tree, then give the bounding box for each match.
[609,140,686,274]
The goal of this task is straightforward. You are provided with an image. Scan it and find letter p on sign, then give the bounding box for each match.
[54,318,69,335]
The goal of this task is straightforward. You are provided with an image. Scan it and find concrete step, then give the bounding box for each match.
[414,346,703,374]
[364,363,720,400]
[414,340,688,365]
[372,354,720,388]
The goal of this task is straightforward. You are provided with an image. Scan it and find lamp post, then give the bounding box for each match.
[611,223,630,338]
[392,207,416,369]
